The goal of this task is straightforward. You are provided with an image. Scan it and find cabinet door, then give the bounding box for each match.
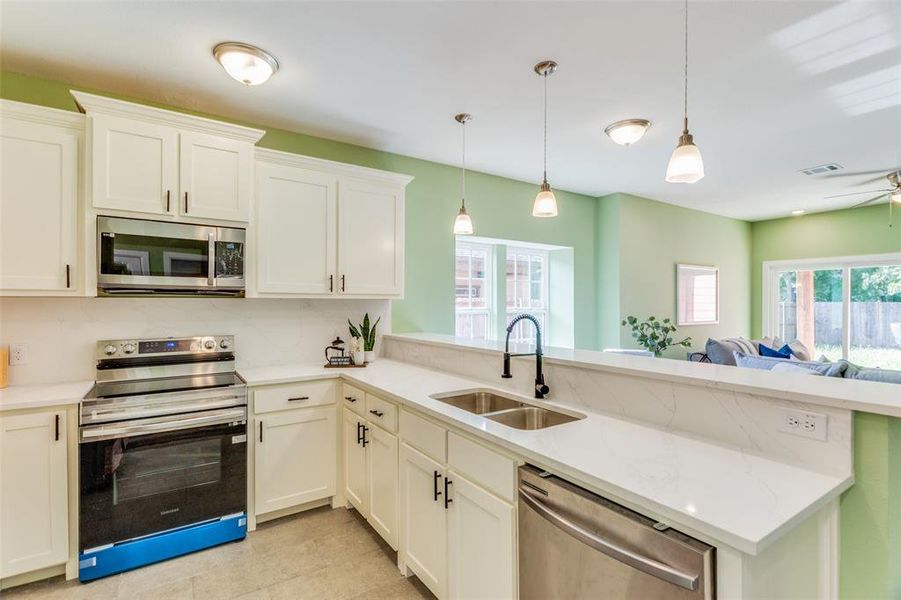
[447,472,516,600]
[0,411,68,578]
[91,114,177,215]
[337,178,404,296]
[367,426,398,549]
[255,163,336,294]
[343,408,369,517]
[0,118,78,292]
[180,132,252,222]
[400,443,446,598]
[255,406,336,515]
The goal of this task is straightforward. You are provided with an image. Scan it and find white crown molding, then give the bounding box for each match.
[70,90,265,144]
[255,147,415,187]
[0,99,85,131]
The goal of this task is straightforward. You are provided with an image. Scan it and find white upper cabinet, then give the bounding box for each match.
[180,131,252,222]
[90,114,178,216]
[251,149,411,299]
[255,161,337,294]
[72,90,263,224]
[0,101,81,294]
[338,177,404,296]
[0,410,69,578]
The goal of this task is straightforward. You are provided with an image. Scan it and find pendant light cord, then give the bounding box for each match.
[461,119,467,208]
[683,0,689,134]
[543,71,548,182]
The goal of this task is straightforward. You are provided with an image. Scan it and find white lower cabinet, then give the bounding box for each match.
[400,442,447,598]
[446,472,516,600]
[342,398,399,550]
[255,405,336,515]
[343,408,369,515]
[0,410,68,578]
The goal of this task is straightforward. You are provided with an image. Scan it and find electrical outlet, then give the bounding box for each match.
[9,343,28,365]
[778,408,828,441]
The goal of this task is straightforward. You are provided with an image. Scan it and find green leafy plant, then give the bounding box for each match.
[621,315,692,357]
[348,313,381,352]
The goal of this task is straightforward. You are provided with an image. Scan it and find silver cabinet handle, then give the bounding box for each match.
[518,486,699,591]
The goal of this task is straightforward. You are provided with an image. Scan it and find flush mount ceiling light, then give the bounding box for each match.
[453,113,474,236]
[533,60,559,218]
[791,209,806,216]
[666,0,705,184]
[213,42,279,86]
[604,119,651,146]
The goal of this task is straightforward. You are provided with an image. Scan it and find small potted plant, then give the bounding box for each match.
[621,315,692,357]
[348,313,381,363]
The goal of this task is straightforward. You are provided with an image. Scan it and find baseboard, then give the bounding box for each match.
[0,563,65,591]
[255,497,333,525]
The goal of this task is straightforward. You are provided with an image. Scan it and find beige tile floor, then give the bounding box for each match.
[3,507,435,600]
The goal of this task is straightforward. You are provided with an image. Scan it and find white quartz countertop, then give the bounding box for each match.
[386,333,901,417]
[0,380,94,412]
[240,359,852,555]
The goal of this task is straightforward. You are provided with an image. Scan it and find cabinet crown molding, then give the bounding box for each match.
[70,90,265,144]
[255,147,414,187]
[0,99,85,131]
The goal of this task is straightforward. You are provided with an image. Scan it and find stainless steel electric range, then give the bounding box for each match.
[78,335,247,581]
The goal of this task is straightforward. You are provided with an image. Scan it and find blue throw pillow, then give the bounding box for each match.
[759,343,792,359]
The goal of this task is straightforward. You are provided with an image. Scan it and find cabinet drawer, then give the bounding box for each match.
[343,383,366,416]
[400,409,446,463]
[365,394,397,433]
[448,432,518,503]
[254,380,335,414]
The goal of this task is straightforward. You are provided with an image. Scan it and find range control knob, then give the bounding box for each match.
[122,343,136,354]
[203,339,216,350]
[103,344,118,356]
[219,339,231,350]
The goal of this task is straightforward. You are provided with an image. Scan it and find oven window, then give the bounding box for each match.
[112,438,222,504]
[100,233,209,278]
[80,421,245,551]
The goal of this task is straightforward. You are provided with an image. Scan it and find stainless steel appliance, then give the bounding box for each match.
[78,335,247,581]
[518,465,715,599]
[97,216,245,296]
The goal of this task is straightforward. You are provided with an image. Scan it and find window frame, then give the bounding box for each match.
[762,252,901,360]
[505,246,551,343]
[454,240,494,340]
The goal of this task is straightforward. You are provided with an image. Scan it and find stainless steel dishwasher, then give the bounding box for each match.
[519,465,715,599]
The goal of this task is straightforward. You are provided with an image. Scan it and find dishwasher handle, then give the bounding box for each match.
[518,486,699,591]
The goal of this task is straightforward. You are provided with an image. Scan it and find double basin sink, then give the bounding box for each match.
[431,390,583,430]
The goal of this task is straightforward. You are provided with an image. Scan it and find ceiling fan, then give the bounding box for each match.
[821,170,901,227]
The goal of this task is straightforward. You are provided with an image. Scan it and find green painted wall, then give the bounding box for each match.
[751,206,900,599]
[597,193,752,356]
[749,204,901,338]
[0,71,599,348]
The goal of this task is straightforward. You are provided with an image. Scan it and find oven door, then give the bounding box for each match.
[79,407,246,551]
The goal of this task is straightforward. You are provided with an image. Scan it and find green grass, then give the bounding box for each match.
[815,345,901,370]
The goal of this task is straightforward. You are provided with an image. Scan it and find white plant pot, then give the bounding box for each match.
[352,350,365,366]
[365,351,376,364]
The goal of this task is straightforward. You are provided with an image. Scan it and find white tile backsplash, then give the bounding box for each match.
[0,297,389,385]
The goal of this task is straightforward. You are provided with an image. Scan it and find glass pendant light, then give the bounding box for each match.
[453,113,474,235]
[665,0,705,184]
[533,60,559,217]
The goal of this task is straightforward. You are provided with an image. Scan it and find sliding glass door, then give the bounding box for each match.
[764,254,901,368]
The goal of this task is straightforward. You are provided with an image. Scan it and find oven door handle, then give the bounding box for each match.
[79,407,247,443]
[518,486,700,591]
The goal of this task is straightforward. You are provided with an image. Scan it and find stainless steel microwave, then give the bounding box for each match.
[97,216,245,297]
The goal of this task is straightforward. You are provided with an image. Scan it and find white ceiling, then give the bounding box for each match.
[2,1,899,221]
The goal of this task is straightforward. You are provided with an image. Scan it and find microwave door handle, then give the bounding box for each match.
[208,233,216,287]
[518,487,700,591]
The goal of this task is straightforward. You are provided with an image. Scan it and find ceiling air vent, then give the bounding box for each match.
[799,163,843,176]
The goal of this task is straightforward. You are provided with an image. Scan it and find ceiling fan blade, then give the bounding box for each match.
[850,194,888,209]
[821,168,899,180]
[824,188,892,199]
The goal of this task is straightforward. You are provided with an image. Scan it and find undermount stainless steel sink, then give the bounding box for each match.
[483,406,581,430]
[435,391,524,414]
[431,390,584,430]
